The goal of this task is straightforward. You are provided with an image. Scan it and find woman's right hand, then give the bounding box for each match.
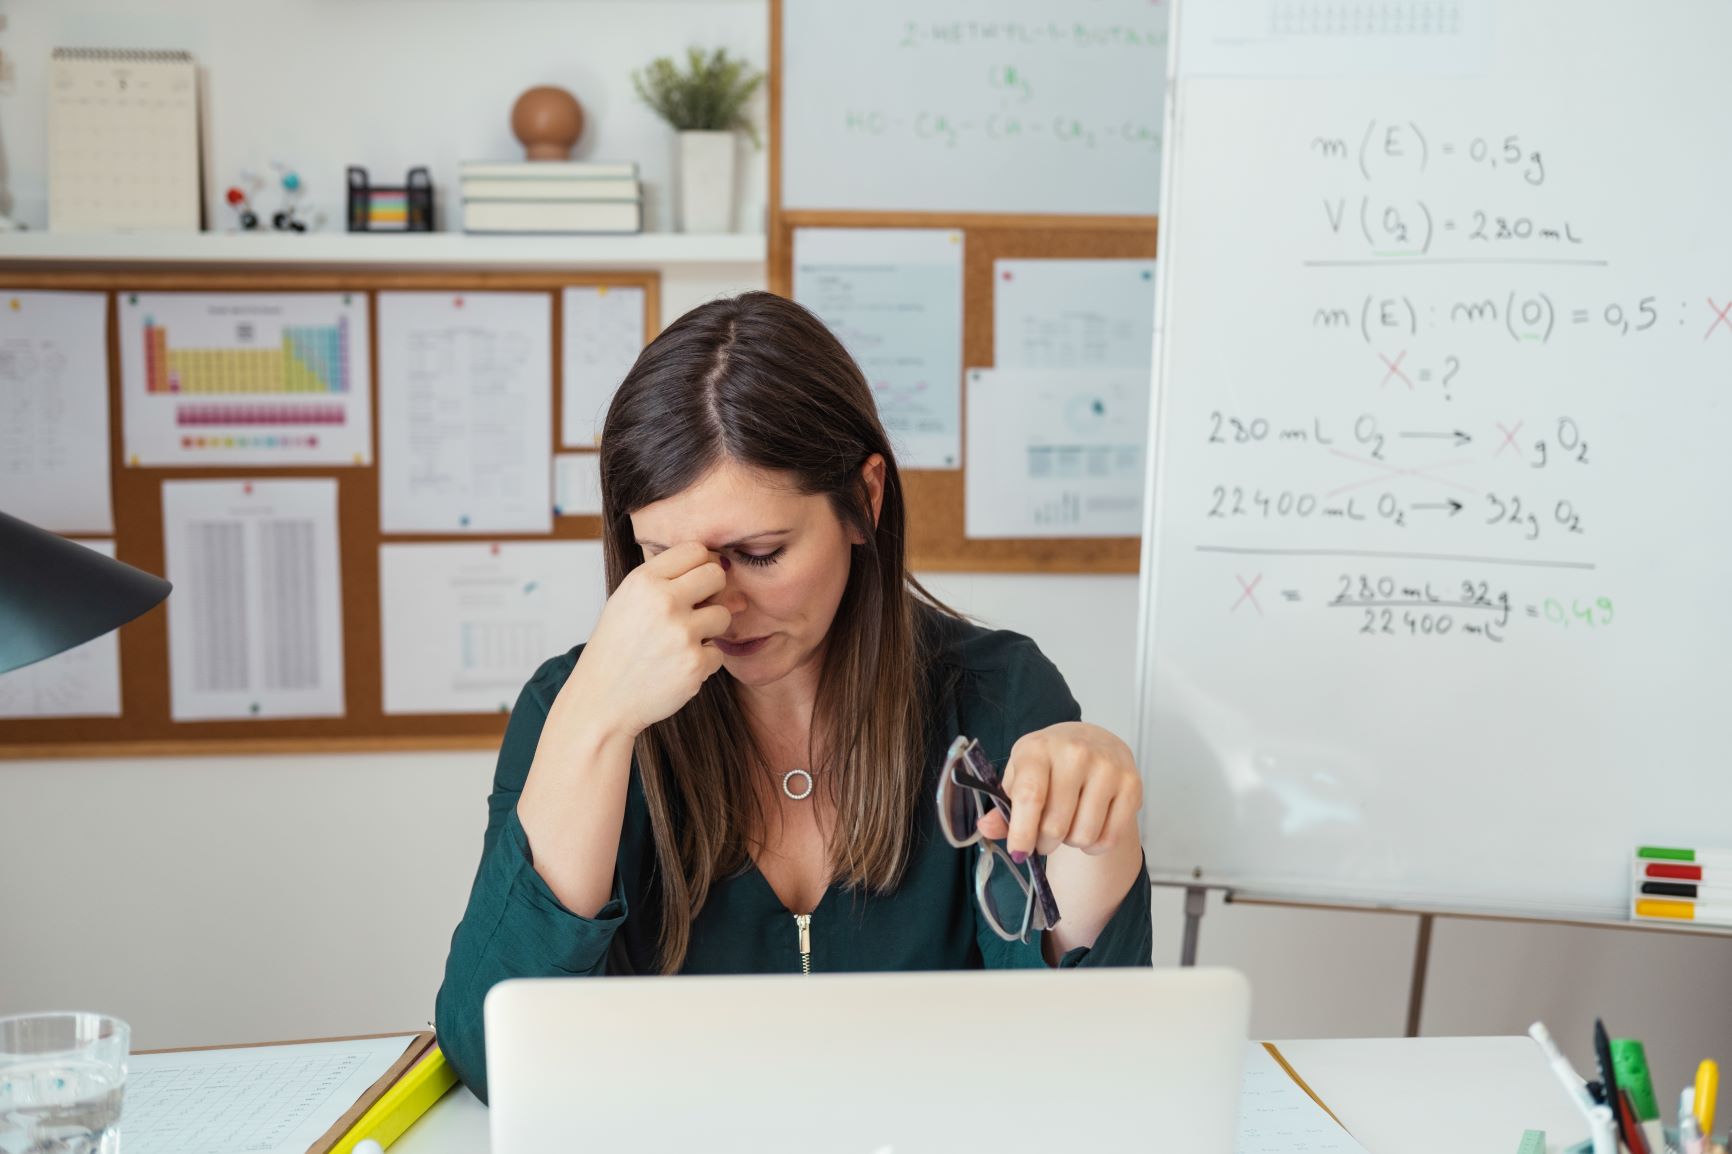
[564,541,732,739]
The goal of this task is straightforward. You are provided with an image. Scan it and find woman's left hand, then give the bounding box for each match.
[975,721,1143,862]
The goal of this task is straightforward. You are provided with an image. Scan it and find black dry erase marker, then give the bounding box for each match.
[1593,1018,1625,1137]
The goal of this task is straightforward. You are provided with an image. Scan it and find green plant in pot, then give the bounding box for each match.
[633,47,763,233]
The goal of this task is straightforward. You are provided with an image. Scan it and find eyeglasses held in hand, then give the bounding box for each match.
[935,734,1062,943]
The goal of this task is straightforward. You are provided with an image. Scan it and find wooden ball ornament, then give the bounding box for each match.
[512,86,585,161]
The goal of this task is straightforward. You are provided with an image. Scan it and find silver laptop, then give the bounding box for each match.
[485,967,1250,1153]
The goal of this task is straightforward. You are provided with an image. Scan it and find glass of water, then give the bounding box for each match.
[0,1013,128,1154]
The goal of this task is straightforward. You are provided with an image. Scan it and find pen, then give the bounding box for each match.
[1586,1104,1617,1154]
[1619,1088,1652,1154]
[1699,1059,1720,1133]
[1683,1087,1706,1154]
[1529,1022,1598,1118]
[1594,1019,1626,1139]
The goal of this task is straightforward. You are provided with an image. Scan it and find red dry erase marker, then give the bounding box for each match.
[1618,1088,1651,1154]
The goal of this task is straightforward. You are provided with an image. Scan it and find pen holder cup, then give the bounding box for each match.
[1564,1127,1680,1154]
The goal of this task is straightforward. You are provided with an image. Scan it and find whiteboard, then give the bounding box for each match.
[1137,0,1732,921]
[780,0,1168,215]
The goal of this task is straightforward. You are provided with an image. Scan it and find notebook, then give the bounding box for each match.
[49,48,201,232]
[125,1031,441,1154]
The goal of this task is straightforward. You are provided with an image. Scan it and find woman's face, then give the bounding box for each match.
[630,456,882,693]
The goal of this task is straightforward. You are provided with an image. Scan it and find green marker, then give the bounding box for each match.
[1638,846,1732,867]
[1610,1038,1659,1121]
[1514,1130,1545,1154]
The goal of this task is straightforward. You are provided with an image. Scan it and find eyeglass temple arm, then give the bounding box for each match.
[961,756,1064,932]
[949,751,1013,810]
[952,739,1064,932]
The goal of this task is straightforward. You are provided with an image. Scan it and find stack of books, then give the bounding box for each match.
[459,160,642,234]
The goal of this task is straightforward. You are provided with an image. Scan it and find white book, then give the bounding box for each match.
[461,177,640,201]
[463,199,642,234]
[458,159,639,179]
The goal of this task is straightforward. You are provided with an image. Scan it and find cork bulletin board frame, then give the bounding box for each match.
[0,265,658,758]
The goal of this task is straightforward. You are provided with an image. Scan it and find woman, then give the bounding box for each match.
[435,292,1152,1100]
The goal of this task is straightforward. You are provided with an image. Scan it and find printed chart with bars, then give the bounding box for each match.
[120,292,373,466]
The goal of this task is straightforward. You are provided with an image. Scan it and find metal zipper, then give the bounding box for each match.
[794,912,812,975]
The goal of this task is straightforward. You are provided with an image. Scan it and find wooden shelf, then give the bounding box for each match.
[0,230,767,269]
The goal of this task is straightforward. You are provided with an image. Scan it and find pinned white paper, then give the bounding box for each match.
[377,291,552,534]
[965,367,1148,539]
[379,541,606,715]
[793,228,965,469]
[162,479,345,720]
[992,259,1157,371]
[554,452,604,517]
[118,292,372,468]
[561,284,646,447]
[0,290,114,533]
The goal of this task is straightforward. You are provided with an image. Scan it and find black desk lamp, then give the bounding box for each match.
[0,509,171,674]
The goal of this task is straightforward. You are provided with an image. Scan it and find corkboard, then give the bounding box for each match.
[768,0,1158,574]
[0,266,658,758]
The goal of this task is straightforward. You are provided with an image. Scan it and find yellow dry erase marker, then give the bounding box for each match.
[331,1045,457,1154]
[1696,1058,1719,1133]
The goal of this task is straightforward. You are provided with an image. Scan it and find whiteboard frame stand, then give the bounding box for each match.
[1170,883,1435,1038]
[1163,879,1732,1036]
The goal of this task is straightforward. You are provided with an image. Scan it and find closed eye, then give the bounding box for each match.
[735,547,785,567]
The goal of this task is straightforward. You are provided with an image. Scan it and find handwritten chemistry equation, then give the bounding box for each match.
[1228,570,1614,645]
[1311,120,1586,260]
[1205,409,1591,544]
[1317,291,1732,347]
[840,18,1166,153]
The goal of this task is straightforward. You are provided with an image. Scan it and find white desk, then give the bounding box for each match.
[392,1035,1590,1154]
[1276,1036,1587,1153]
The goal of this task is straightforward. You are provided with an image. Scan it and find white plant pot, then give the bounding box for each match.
[677,130,737,234]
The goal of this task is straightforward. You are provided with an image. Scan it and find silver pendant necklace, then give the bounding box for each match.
[782,768,815,801]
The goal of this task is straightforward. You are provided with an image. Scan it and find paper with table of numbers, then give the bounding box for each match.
[162,478,345,720]
[119,1035,417,1154]
[964,366,1149,539]
[378,540,604,715]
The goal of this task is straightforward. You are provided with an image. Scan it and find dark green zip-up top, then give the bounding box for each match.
[435,604,1154,1101]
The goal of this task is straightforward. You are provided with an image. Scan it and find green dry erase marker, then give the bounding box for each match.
[1638,847,1732,868]
[1609,1038,1659,1121]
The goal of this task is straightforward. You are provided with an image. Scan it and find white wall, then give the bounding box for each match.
[0,0,769,234]
[3,0,1730,1112]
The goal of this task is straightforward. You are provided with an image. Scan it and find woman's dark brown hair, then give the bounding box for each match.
[600,291,936,973]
